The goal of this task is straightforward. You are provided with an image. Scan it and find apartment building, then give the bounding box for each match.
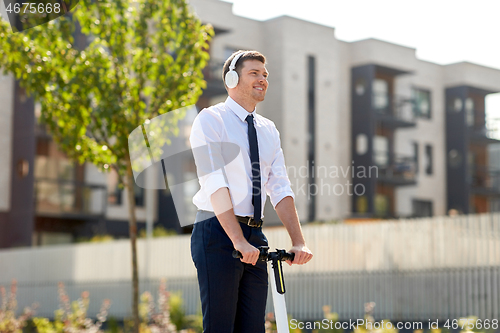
[191,0,500,219]
[1,0,500,248]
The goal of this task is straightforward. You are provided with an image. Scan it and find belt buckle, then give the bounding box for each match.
[251,218,262,228]
[247,217,254,226]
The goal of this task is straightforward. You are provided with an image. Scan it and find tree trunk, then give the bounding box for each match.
[125,156,140,333]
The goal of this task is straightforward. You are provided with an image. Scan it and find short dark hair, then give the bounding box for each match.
[222,50,266,90]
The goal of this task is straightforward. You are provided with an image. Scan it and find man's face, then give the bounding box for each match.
[233,59,269,104]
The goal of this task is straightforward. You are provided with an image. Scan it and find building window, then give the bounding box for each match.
[448,149,463,168]
[107,170,122,205]
[412,199,433,217]
[425,145,433,175]
[356,133,368,155]
[375,194,390,217]
[374,135,389,167]
[355,78,366,96]
[413,88,431,118]
[490,198,500,213]
[134,183,145,207]
[356,195,368,214]
[465,97,475,127]
[372,79,389,113]
[413,142,419,174]
[453,98,463,112]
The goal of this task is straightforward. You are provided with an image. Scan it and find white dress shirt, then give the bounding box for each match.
[189,96,295,219]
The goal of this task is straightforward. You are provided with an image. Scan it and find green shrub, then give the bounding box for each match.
[76,234,115,243]
[314,305,343,333]
[139,226,178,238]
[135,279,202,333]
[0,280,37,333]
[33,282,110,333]
[137,279,177,333]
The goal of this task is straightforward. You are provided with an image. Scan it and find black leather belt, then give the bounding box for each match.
[195,210,263,228]
[236,215,263,228]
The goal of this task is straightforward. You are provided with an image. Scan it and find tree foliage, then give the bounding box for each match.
[0,0,213,178]
[0,1,213,332]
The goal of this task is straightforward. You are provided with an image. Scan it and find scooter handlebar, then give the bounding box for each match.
[277,250,295,262]
[232,247,295,262]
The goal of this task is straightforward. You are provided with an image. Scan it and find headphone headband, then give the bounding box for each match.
[229,51,246,71]
[225,51,247,89]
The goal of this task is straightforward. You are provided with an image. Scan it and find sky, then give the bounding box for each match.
[222,0,500,120]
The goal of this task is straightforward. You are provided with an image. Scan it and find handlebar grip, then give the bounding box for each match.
[232,250,268,261]
[281,252,295,261]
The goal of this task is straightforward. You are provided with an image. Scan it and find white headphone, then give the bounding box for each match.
[224,51,246,89]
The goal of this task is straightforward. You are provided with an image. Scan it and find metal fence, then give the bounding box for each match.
[1,213,500,321]
[285,267,500,321]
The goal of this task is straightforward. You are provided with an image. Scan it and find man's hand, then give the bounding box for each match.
[234,240,260,265]
[286,244,313,266]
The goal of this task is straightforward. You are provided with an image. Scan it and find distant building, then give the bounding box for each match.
[1,0,500,248]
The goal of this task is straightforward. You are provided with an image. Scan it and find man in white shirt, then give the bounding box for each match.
[189,50,313,333]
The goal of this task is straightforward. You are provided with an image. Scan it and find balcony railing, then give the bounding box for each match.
[372,93,416,126]
[34,178,107,218]
[469,118,500,142]
[469,166,500,194]
[373,151,417,185]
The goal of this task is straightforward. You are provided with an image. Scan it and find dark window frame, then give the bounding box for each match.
[413,142,419,174]
[307,55,316,222]
[412,87,432,119]
[134,183,145,207]
[425,144,433,175]
[412,199,434,217]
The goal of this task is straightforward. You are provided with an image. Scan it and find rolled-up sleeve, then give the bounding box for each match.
[189,111,229,198]
[264,127,295,208]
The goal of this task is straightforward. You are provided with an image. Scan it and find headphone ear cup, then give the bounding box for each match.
[225,70,239,89]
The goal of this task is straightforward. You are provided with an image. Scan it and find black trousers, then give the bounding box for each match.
[190,212,269,333]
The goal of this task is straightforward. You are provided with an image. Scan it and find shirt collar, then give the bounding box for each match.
[225,96,256,122]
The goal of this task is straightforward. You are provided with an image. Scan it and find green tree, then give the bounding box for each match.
[0,1,213,332]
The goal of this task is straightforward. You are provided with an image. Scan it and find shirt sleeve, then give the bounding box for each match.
[264,125,295,208]
[189,110,229,198]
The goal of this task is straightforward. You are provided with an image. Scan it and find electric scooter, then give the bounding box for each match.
[233,246,295,333]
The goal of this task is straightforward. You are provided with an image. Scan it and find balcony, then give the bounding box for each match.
[469,167,500,196]
[373,94,416,128]
[374,151,417,186]
[34,178,107,219]
[469,118,500,144]
[201,58,227,98]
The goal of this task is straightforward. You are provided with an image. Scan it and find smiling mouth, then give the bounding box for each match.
[254,87,265,91]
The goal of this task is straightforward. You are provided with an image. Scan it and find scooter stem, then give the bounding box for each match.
[232,247,295,333]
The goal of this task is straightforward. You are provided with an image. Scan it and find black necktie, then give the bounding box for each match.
[246,114,261,222]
